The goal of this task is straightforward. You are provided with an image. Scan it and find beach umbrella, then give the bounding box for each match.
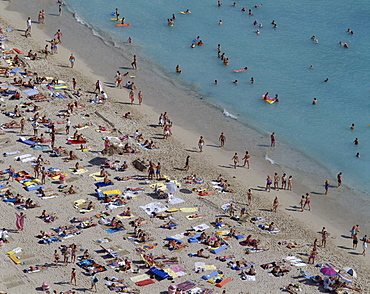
[320,267,338,277]
[166,181,178,192]
[193,178,204,184]
[337,272,353,284]
[342,267,357,278]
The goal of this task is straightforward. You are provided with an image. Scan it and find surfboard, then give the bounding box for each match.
[116,23,131,27]
[180,11,191,14]
[193,39,200,42]
[110,18,123,21]
[234,68,248,73]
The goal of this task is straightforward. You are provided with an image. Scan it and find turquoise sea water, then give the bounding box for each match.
[65,0,370,191]
[5,0,370,226]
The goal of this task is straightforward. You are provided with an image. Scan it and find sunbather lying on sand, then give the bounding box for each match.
[271,265,290,276]
[160,220,177,229]
[131,217,150,227]
[115,176,134,181]
[241,265,256,278]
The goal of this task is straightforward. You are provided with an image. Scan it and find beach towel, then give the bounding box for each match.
[95,182,113,188]
[22,89,39,96]
[17,138,36,146]
[69,168,88,175]
[106,228,124,234]
[116,214,134,220]
[135,279,155,286]
[67,139,87,144]
[140,202,168,216]
[199,265,217,270]
[180,207,198,213]
[130,274,151,283]
[192,224,210,231]
[32,145,50,150]
[186,214,205,220]
[20,156,37,163]
[168,196,184,205]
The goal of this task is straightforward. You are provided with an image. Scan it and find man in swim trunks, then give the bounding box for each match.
[337,172,342,187]
[69,54,75,68]
[219,132,226,147]
[270,132,275,147]
[156,163,161,180]
[198,136,204,152]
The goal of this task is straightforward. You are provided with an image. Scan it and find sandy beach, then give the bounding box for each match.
[0,1,369,294]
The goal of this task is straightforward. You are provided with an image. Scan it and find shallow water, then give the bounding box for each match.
[63,0,370,193]
[5,0,370,228]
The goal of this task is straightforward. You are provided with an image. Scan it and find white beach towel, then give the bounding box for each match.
[139,201,168,215]
[192,223,210,231]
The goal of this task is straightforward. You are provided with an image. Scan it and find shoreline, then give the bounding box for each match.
[0,1,369,293]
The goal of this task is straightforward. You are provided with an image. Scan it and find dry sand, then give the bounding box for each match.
[0,2,369,294]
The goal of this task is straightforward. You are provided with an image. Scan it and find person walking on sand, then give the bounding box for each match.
[324,180,329,195]
[184,155,190,171]
[353,234,358,249]
[219,132,226,147]
[287,175,293,190]
[198,136,204,152]
[281,173,287,189]
[242,151,250,168]
[70,268,77,286]
[20,117,25,135]
[270,132,276,147]
[69,54,75,68]
[337,172,342,187]
[308,249,318,264]
[350,224,359,239]
[54,250,60,267]
[15,212,26,230]
[299,195,305,212]
[231,152,239,169]
[156,163,162,180]
[90,273,98,292]
[322,230,328,248]
[138,91,143,105]
[272,196,279,212]
[273,173,280,190]
[129,89,135,104]
[131,55,137,69]
[362,235,368,256]
[54,29,63,43]
[265,175,272,192]
[303,193,311,211]
[26,17,32,31]
[247,189,252,206]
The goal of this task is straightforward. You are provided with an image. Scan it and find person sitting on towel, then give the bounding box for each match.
[196,248,210,259]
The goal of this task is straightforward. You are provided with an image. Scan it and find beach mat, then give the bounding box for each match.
[135,279,155,286]
[106,228,124,234]
[130,274,151,283]
[67,140,87,144]
[177,281,196,291]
